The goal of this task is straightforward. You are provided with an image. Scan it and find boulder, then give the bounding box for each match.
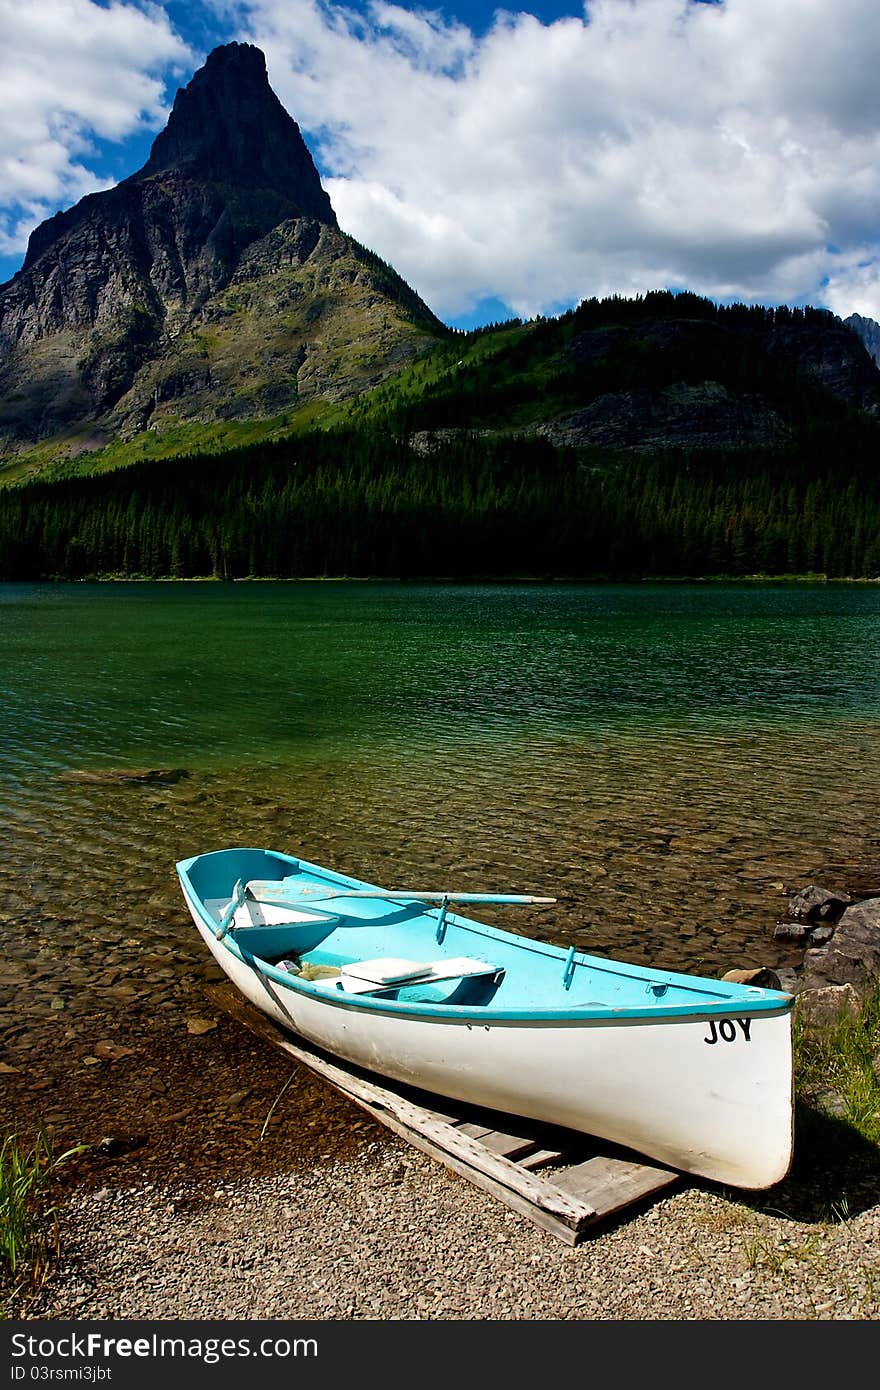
[801,897,880,1000]
[96,1134,147,1158]
[795,983,861,1029]
[811,1088,849,1119]
[772,967,801,995]
[809,925,835,946]
[773,922,811,943]
[721,967,782,990]
[787,885,851,924]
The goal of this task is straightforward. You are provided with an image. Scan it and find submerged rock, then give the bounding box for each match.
[92,1040,137,1060]
[185,1017,217,1035]
[97,1134,147,1158]
[59,768,189,785]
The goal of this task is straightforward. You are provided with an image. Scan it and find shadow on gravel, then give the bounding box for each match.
[719,1101,880,1225]
[7,1001,879,1249]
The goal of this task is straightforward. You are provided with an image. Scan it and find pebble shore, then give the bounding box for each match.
[16,1147,880,1321]
[5,1003,879,1322]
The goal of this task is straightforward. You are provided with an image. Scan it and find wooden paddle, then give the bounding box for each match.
[246,882,556,907]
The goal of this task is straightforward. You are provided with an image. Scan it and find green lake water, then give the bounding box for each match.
[1,579,880,1044]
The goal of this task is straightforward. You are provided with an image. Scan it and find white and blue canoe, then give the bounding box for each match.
[176,847,795,1190]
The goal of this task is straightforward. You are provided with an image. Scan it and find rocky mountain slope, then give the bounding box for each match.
[355,292,880,455]
[1,42,877,481]
[536,309,880,451]
[846,313,880,367]
[0,43,444,471]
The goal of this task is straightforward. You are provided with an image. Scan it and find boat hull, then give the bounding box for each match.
[181,889,794,1190]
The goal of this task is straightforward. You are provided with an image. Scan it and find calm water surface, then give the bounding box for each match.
[2,581,879,1044]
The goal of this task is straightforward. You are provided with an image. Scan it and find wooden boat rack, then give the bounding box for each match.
[207,983,682,1245]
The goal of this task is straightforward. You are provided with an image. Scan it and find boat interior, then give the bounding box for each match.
[179,847,774,1013]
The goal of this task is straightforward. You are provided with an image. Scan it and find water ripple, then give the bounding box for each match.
[1,581,879,1038]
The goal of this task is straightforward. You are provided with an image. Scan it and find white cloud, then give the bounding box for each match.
[820,255,880,325]
[226,0,880,321]
[3,1,880,323]
[0,0,191,258]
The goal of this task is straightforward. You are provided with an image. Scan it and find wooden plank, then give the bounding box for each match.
[364,1111,588,1245]
[207,985,595,1237]
[516,1147,565,1171]
[553,1155,678,1219]
[205,983,680,1243]
[456,1124,538,1161]
[455,1122,494,1139]
[416,1102,466,1126]
[474,1133,537,1161]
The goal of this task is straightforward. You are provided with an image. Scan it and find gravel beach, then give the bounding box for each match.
[4,999,879,1322]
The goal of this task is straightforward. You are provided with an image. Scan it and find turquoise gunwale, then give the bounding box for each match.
[176,848,795,1026]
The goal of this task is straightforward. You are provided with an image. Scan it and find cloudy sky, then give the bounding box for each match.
[0,0,878,329]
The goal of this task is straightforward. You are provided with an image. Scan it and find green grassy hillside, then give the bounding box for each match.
[6,288,878,489]
[343,291,880,442]
[0,226,446,486]
[3,290,878,580]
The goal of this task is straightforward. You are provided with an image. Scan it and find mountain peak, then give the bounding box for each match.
[0,42,443,461]
[845,312,880,367]
[136,42,336,224]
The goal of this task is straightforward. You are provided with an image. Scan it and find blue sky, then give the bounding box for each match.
[1,1,878,328]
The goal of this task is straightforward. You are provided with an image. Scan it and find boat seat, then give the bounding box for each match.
[324,956,504,995]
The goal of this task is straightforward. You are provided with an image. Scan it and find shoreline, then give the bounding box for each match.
[4,959,880,1321]
[5,573,880,586]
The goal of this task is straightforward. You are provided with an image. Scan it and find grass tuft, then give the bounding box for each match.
[793,981,880,1146]
[0,1128,86,1305]
[741,1230,824,1275]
